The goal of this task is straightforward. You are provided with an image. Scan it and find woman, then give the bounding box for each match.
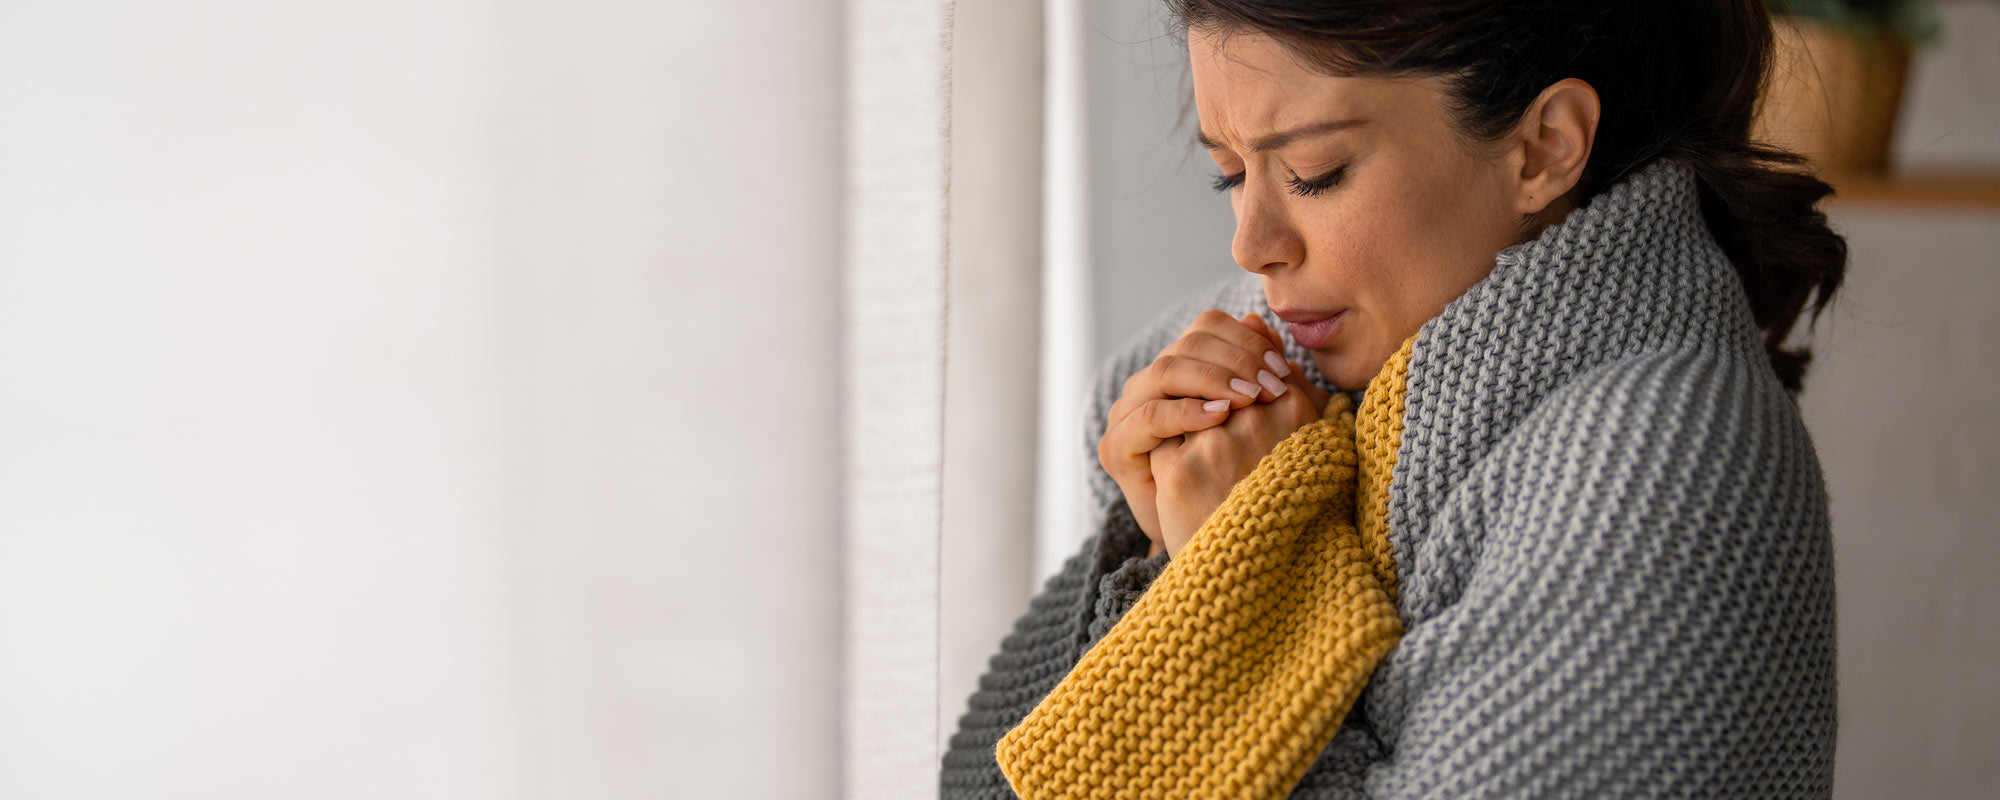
[943,1,1843,798]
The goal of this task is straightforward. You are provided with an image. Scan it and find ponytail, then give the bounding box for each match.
[1681,143,1847,394]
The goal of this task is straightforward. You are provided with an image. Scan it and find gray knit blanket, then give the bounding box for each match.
[940,157,1838,798]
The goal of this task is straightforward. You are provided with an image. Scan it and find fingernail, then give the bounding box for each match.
[1257,370,1287,398]
[1202,399,1229,413]
[1264,350,1290,377]
[1228,378,1260,401]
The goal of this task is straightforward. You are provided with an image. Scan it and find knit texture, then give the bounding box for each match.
[941,157,1838,798]
[995,342,1411,797]
[940,254,1339,800]
[1354,337,1414,605]
[1088,545,1170,648]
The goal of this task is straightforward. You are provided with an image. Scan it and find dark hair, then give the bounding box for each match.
[1165,0,1848,395]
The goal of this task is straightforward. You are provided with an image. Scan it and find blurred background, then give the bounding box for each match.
[1,1,1994,799]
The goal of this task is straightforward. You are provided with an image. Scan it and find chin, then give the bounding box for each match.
[1310,353,1365,394]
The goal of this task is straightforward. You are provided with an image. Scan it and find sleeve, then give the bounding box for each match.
[1083,499,1171,652]
[939,525,1119,800]
[1348,356,1839,799]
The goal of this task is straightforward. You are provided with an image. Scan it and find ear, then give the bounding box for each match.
[1507,78,1600,216]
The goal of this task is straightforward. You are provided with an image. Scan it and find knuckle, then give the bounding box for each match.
[1136,400,1163,429]
[1193,360,1230,386]
[1182,397,1216,424]
[1279,390,1315,416]
[1183,434,1223,466]
[1184,330,1222,351]
[1230,350,1264,378]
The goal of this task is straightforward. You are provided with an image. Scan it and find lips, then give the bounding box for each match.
[1272,307,1346,349]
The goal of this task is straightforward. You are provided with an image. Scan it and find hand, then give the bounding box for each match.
[1149,360,1331,558]
[1099,310,1294,557]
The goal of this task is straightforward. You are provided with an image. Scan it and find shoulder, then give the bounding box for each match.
[1490,345,1830,542]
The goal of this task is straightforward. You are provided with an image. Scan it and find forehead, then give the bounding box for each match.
[1187,27,1424,145]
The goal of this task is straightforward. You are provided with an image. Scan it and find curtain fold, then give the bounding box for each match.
[841,0,957,796]
[939,0,1047,764]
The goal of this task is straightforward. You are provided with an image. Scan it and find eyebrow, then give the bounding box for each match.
[1195,117,1369,154]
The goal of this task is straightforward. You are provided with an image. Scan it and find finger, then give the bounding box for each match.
[1273,358,1329,404]
[1161,332,1287,406]
[1216,399,1265,436]
[1104,396,1232,470]
[1216,382,1314,456]
[1189,309,1293,382]
[1279,360,1333,417]
[1101,433,1162,545]
[1241,312,1285,353]
[1124,474,1163,547]
[1111,311,1292,428]
[1243,314,1297,404]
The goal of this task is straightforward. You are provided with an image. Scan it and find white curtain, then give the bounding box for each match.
[938,0,1048,761]
[840,0,956,796]
[1033,0,1100,588]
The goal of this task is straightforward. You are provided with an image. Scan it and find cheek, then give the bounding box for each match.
[1296,220,1406,388]
[1294,167,1502,390]
[1303,187,1447,318]
[1362,164,1506,313]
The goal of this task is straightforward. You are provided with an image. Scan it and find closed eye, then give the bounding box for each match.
[1287,164,1346,197]
[1209,164,1348,197]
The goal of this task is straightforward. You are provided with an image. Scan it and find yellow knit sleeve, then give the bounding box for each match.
[995,334,1417,798]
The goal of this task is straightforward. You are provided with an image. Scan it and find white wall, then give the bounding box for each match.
[0,2,843,798]
[0,3,520,797]
[1081,0,1236,369]
[1800,208,2000,799]
[1803,7,2000,797]
[498,2,843,798]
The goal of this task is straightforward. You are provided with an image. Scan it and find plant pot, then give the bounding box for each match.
[1754,15,1913,174]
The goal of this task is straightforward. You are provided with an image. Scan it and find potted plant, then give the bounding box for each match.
[1756,0,1943,173]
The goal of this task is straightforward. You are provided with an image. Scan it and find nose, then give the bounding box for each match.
[1229,183,1303,276]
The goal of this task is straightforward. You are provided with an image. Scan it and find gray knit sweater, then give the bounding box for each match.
[940,157,1838,798]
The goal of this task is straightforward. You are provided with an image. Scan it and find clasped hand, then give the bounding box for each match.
[1098,310,1332,559]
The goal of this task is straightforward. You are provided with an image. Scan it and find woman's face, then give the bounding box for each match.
[1189,26,1543,392]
